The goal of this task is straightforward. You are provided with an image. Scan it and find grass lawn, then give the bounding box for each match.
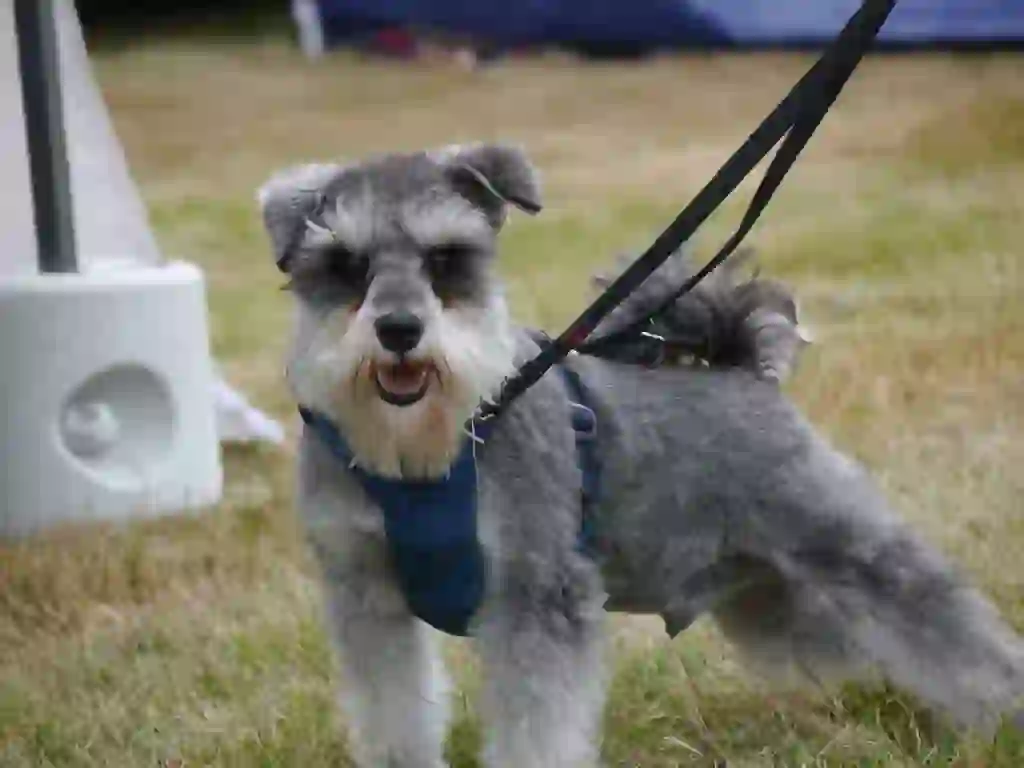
[2,16,1023,767]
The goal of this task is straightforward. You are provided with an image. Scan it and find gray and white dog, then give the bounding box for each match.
[258,143,1024,767]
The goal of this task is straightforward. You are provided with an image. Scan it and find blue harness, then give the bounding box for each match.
[299,363,600,637]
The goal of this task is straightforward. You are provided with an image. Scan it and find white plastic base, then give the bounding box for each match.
[0,261,223,537]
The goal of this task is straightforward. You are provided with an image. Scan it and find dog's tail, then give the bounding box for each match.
[590,246,812,382]
[706,442,1024,731]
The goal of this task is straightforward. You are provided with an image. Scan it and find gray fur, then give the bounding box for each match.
[437,142,543,222]
[590,245,812,382]
[260,145,1024,767]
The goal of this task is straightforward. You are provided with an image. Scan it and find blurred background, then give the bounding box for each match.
[2,1,1023,766]
[77,0,1024,61]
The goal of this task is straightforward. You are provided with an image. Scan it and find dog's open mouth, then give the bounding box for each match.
[373,360,433,407]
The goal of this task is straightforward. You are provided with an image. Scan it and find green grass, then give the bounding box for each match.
[2,23,1023,766]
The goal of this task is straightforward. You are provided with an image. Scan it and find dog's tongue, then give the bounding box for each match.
[379,362,427,394]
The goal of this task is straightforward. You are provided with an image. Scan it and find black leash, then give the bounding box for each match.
[477,0,898,421]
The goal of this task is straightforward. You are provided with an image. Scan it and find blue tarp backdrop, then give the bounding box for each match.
[314,0,1024,50]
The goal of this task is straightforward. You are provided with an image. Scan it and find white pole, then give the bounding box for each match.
[292,0,326,58]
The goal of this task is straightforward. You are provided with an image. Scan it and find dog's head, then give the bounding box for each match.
[259,144,541,478]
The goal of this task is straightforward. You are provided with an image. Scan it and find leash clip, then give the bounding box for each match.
[640,330,668,368]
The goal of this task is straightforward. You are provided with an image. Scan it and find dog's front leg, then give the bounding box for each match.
[318,555,451,768]
[475,563,608,768]
[300,434,452,767]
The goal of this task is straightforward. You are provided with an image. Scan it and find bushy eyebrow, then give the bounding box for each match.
[400,197,493,250]
[323,192,376,252]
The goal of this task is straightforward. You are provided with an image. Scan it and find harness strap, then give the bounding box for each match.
[300,405,490,637]
[553,363,600,554]
[298,354,601,636]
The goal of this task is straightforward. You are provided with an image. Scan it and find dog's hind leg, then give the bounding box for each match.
[698,439,1024,732]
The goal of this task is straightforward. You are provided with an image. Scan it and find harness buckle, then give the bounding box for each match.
[570,401,598,442]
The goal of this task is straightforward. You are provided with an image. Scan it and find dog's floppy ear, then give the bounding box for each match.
[442,143,542,226]
[257,163,342,272]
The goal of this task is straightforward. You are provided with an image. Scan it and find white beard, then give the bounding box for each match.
[286,295,517,479]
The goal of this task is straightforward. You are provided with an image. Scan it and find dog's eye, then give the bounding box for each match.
[323,245,370,289]
[424,243,473,282]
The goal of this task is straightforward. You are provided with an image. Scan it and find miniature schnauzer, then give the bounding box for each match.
[258,143,1024,767]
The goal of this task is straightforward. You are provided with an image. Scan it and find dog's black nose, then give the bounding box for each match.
[374,311,424,354]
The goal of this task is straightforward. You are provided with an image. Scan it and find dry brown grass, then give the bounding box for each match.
[2,20,1023,765]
